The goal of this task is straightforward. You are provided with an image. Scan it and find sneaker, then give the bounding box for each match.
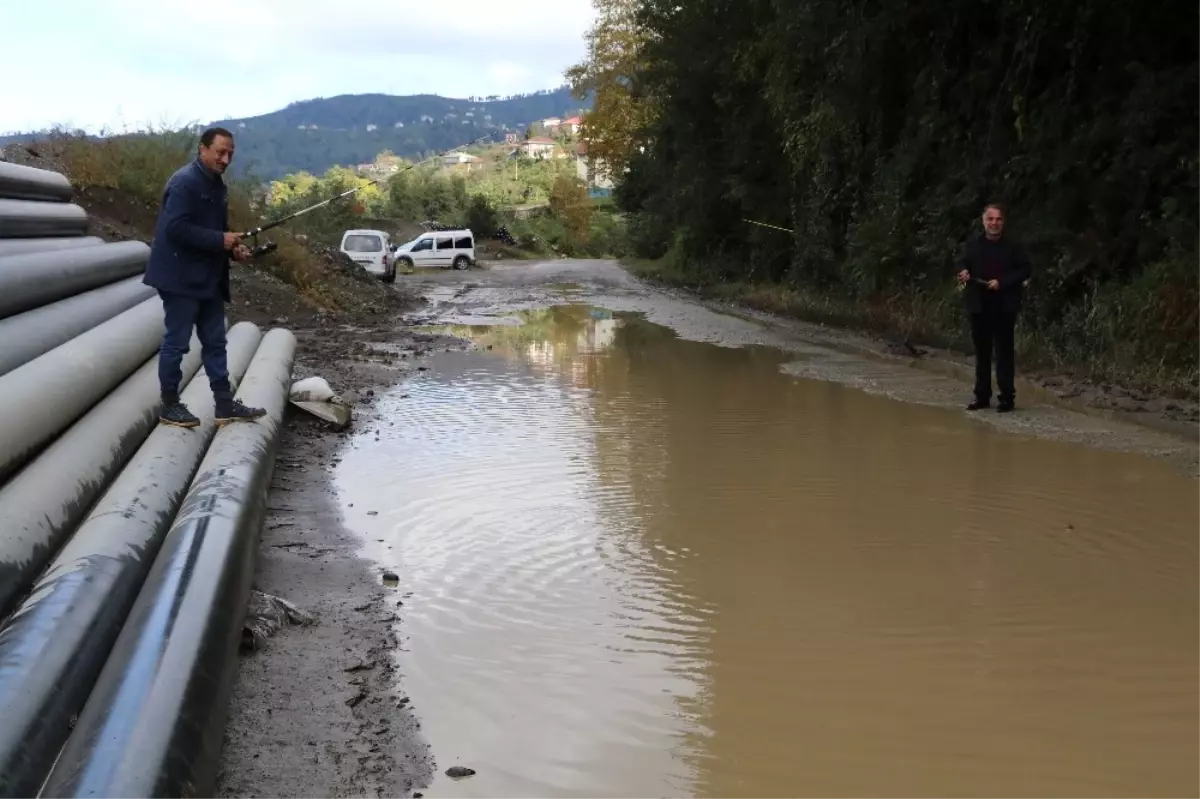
[160,401,200,428]
[215,399,268,426]
[966,399,990,411]
[996,401,1015,413]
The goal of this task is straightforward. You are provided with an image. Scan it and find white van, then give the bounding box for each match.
[339,229,395,283]
[393,229,475,270]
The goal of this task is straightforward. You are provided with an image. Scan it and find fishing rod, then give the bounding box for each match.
[743,218,794,234]
[239,133,501,257]
[744,218,1024,290]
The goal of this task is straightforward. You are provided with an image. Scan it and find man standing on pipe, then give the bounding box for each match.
[955,202,1033,413]
[143,127,266,428]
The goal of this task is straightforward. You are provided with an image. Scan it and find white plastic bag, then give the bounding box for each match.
[290,376,337,403]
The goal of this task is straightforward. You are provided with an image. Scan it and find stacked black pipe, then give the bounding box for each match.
[0,160,298,798]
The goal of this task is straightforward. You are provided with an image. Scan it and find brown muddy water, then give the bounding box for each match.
[335,304,1198,798]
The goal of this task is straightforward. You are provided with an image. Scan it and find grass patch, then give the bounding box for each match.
[50,126,197,204]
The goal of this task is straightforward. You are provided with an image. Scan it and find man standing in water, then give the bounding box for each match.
[955,202,1032,413]
[143,126,266,428]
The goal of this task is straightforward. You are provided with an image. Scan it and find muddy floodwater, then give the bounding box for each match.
[336,293,1198,797]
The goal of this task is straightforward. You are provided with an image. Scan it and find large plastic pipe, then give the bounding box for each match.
[0,198,89,238]
[0,323,262,799]
[40,328,296,799]
[0,335,204,619]
[0,236,103,258]
[0,240,149,320]
[0,297,162,485]
[0,276,156,376]
[0,162,74,203]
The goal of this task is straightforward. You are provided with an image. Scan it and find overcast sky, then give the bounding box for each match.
[2,0,595,134]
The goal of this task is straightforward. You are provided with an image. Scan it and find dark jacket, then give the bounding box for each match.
[955,233,1032,314]
[143,158,231,301]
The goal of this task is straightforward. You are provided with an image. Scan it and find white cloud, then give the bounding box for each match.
[0,0,595,134]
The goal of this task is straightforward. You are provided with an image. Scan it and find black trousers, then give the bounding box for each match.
[970,305,1017,404]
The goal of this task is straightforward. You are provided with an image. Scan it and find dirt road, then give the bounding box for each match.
[218,259,1198,798]
[410,260,1196,472]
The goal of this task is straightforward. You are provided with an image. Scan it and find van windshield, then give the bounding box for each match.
[343,234,382,252]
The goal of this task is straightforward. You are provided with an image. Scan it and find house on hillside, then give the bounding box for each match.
[540,117,562,130]
[563,116,582,135]
[575,141,614,191]
[522,137,559,159]
[504,132,519,144]
[442,151,481,172]
[356,156,401,179]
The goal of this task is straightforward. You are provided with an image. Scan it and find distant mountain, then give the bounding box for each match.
[214,86,589,179]
[0,86,591,180]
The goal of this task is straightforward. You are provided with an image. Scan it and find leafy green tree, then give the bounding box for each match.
[549,174,592,242]
[565,0,655,183]
[566,0,1200,387]
[465,194,500,236]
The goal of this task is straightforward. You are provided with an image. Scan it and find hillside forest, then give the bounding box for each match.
[213,87,587,179]
[567,0,1198,395]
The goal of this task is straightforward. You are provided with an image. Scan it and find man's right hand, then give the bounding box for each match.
[222,232,242,251]
[956,269,970,284]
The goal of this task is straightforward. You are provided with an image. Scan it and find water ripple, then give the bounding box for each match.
[337,349,714,796]
[335,310,1198,799]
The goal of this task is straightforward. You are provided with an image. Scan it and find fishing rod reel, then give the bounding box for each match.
[245,232,278,259]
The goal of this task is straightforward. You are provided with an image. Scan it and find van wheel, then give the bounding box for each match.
[398,257,413,272]
[453,255,470,270]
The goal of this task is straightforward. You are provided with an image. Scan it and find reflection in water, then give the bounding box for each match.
[337,305,1198,798]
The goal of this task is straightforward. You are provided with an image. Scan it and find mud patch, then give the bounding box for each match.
[216,320,465,798]
[216,414,430,798]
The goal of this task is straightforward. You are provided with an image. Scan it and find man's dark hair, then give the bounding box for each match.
[982,201,1005,216]
[199,126,234,147]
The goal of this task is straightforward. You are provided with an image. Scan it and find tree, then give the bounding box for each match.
[549,174,592,241]
[613,0,1198,384]
[565,0,655,182]
[465,194,500,237]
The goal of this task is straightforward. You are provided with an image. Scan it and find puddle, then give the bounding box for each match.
[336,305,1199,797]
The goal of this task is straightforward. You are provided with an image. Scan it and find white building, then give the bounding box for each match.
[442,152,481,171]
[574,141,614,189]
[522,137,559,159]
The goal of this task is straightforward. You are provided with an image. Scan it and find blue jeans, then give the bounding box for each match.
[157,290,230,404]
